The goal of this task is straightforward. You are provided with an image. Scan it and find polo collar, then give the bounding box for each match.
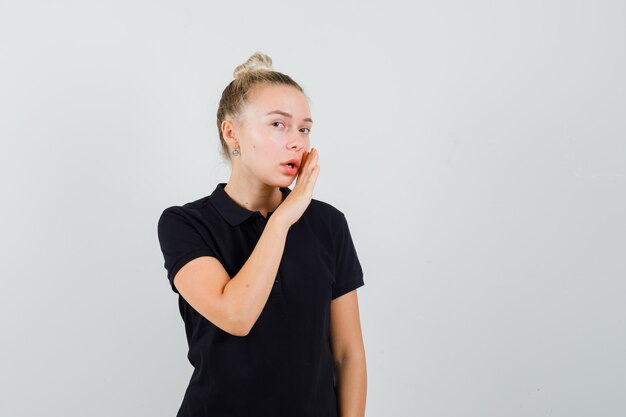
[209,182,292,226]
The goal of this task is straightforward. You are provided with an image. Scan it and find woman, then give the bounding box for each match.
[157,51,366,417]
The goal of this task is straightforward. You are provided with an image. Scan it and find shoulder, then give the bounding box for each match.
[158,195,213,228]
[309,197,344,217]
[307,197,349,234]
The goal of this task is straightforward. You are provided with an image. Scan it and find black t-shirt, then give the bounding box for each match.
[157,182,365,417]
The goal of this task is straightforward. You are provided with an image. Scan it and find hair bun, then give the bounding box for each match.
[233,51,274,79]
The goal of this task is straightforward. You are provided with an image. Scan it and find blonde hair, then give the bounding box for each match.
[216,51,308,162]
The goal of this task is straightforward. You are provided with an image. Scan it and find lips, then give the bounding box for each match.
[280,158,300,170]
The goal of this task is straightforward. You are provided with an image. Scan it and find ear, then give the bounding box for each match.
[221,119,239,150]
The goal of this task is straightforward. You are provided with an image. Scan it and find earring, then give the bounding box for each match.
[232,148,239,156]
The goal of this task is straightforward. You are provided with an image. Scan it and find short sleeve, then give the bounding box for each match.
[332,212,365,300]
[157,207,217,294]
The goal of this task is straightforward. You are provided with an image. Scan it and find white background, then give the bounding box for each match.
[1,1,625,416]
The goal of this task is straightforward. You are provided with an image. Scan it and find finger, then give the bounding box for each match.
[296,151,312,182]
[298,151,310,175]
[305,165,319,192]
[309,156,318,173]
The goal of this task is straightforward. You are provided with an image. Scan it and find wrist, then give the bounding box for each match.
[267,213,291,233]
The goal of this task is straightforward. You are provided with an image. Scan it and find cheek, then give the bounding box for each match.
[251,142,282,164]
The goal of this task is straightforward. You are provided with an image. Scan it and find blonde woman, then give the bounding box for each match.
[158,52,366,417]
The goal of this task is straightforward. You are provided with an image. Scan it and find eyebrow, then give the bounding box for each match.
[266,110,313,123]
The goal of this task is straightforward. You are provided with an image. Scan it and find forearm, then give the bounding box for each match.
[335,353,367,417]
[222,215,290,334]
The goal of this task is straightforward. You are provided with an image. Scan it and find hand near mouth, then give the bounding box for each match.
[272,148,320,228]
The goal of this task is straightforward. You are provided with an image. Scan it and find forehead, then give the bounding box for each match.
[246,84,310,117]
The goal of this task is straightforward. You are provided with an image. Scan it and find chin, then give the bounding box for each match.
[275,178,294,188]
[274,176,296,188]
[260,176,292,189]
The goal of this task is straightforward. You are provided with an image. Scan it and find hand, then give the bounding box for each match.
[273,147,320,227]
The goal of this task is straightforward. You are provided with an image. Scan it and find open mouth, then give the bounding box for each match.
[280,163,298,175]
[281,158,299,171]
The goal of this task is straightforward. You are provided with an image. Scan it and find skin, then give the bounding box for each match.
[221,83,312,219]
[220,83,367,417]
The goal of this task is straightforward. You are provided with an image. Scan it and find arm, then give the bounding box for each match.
[173,215,290,336]
[222,215,290,335]
[330,289,367,417]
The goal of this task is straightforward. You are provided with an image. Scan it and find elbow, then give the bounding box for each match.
[219,316,249,337]
[230,323,251,337]
[235,326,251,337]
[219,280,252,337]
[223,304,251,337]
[229,320,251,337]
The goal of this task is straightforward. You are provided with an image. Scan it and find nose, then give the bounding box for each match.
[287,130,308,151]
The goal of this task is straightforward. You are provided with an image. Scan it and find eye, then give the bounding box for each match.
[300,127,311,134]
[272,121,285,128]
